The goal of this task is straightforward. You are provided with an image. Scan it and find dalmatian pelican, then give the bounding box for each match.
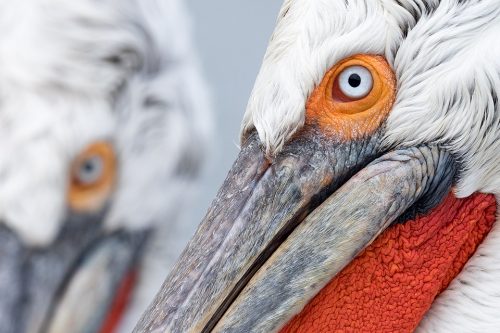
[0,0,210,332]
[135,0,500,332]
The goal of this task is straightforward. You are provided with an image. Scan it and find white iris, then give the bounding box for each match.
[338,65,373,99]
[77,155,104,185]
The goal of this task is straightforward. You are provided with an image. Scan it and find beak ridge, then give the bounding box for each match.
[135,130,383,332]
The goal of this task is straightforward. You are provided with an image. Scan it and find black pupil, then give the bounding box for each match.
[348,73,362,88]
[82,160,95,174]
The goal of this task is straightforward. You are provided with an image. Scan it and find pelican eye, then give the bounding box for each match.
[68,141,117,212]
[335,65,374,101]
[306,54,396,138]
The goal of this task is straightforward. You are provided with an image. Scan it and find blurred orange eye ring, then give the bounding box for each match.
[68,141,117,213]
[306,54,396,140]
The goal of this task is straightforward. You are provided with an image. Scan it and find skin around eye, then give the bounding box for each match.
[305,54,397,140]
[68,141,117,213]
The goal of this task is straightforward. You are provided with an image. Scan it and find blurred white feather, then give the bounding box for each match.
[0,0,211,330]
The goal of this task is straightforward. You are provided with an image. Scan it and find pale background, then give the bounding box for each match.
[182,1,283,235]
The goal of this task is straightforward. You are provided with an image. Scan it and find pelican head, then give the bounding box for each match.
[137,0,499,332]
[0,0,210,332]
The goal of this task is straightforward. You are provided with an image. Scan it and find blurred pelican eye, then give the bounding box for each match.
[68,142,117,212]
[76,156,104,185]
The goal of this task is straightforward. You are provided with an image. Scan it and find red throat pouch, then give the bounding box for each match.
[99,269,138,333]
[281,193,497,333]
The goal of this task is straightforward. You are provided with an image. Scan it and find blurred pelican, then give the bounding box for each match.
[0,0,211,332]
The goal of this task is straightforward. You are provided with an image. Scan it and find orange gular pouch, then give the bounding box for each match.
[281,193,497,333]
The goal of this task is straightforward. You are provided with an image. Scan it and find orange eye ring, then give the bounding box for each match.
[68,141,117,213]
[306,54,396,140]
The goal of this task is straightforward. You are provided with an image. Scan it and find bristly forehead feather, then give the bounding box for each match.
[242,0,499,197]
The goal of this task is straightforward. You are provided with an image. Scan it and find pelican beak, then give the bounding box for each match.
[135,128,455,333]
[0,214,149,333]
